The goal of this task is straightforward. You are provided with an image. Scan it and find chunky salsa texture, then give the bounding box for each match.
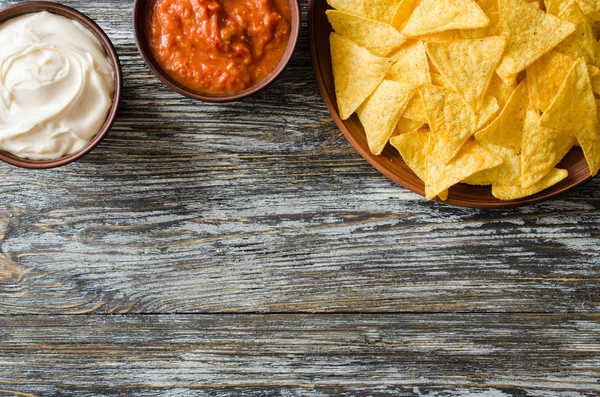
[149,0,291,95]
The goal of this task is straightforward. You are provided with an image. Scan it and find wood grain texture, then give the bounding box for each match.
[0,0,599,315]
[1,314,600,396]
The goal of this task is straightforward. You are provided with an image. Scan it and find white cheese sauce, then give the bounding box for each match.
[0,11,115,160]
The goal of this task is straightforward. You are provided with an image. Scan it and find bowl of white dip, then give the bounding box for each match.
[0,2,122,169]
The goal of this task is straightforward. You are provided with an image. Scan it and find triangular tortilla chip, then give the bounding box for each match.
[462,0,503,38]
[521,108,576,188]
[476,79,528,153]
[386,41,430,86]
[390,0,420,30]
[555,0,600,67]
[330,33,391,120]
[578,134,600,176]
[394,118,424,135]
[401,0,490,37]
[463,140,521,185]
[527,51,576,112]
[496,0,576,82]
[326,0,364,15]
[540,57,599,141]
[357,81,415,155]
[575,0,600,22]
[426,37,506,111]
[390,128,449,200]
[477,96,501,129]
[363,0,402,23]
[487,72,517,109]
[492,168,568,200]
[419,85,478,163]
[426,135,502,199]
[326,10,407,57]
[588,64,600,94]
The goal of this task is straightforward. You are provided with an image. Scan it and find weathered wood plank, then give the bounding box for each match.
[1,314,599,396]
[0,0,599,314]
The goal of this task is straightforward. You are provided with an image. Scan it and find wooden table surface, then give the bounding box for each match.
[1,0,600,395]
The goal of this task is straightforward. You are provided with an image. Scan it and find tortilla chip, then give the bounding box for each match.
[356,80,415,155]
[394,118,424,135]
[487,72,517,109]
[419,85,478,163]
[578,134,600,175]
[540,57,600,141]
[476,79,528,153]
[555,0,600,67]
[521,108,576,188]
[430,72,449,87]
[527,51,576,112]
[362,0,402,23]
[463,140,521,185]
[492,168,568,200]
[326,10,407,57]
[326,0,364,15]
[412,30,467,42]
[402,95,429,123]
[401,0,490,37]
[330,33,391,120]
[390,129,449,200]
[588,64,600,94]
[477,96,501,129]
[386,41,431,86]
[391,0,420,30]
[426,135,502,199]
[462,0,503,38]
[426,37,506,111]
[496,0,576,82]
[576,0,600,22]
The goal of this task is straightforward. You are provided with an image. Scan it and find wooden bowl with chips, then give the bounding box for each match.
[308,0,594,208]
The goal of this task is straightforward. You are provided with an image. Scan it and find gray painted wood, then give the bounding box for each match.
[1,314,600,396]
[0,0,599,395]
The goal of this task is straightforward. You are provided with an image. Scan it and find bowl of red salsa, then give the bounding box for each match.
[134,0,300,102]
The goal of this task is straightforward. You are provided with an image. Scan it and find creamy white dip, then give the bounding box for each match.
[0,11,115,160]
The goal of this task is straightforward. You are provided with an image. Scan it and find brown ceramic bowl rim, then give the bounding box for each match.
[307,0,594,209]
[133,0,301,102]
[0,1,122,170]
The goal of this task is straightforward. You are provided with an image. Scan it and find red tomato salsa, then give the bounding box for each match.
[149,0,291,95]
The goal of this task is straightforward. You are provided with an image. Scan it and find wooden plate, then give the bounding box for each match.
[307,0,593,208]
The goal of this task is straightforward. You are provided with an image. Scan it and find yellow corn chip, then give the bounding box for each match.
[487,72,517,109]
[412,30,467,42]
[386,41,431,86]
[588,64,600,94]
[402,95,429,123]
[390,129,449,200]
[356,80,415,155]
[492,168,568,200]
[496,0,576,82]
[391,0,420,30]
[430,72,449,87]
[426,135,502,199]
[578,134,600,175]
[401,0,490,37]
[363,0,402,23]
[326,0,364,15]
[426,37,506,111]
[521,108,576,188]
[394,118,424,135]
[463,140,522,185]
[463,0,503,38]
[527,51,575,112]
[476,79,528,153]
[477,96,501,129]
[330,33,391,120]
[540,57,600,141]
[419,85,478,163]
[555,0,600,67]
[326,10,407,57]
[576,0,600,22]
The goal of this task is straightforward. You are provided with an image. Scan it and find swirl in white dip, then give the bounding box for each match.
[0,11,115,160]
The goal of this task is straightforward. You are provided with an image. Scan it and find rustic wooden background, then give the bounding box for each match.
[1,0,600,395]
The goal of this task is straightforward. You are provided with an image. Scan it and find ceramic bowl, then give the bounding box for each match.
[133,0,301,102]
[307,0,593,208]
[0,1,123,169]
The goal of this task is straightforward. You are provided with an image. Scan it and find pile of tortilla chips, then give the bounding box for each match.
[327,0,600,201]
